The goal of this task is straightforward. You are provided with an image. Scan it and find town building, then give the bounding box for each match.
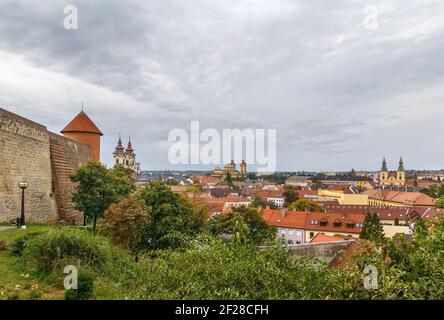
[379,157,406,186]
[317,189,369,205]
[285,176,311,187]
[211,160,246,178]
[361,189,435,207]
[113,136,140,173]
[262,208,364,244]
[309,175,374,189]
[262,209,306,245]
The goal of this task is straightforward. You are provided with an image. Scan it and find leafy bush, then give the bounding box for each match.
[100,195,149,250]
[64,270,96,300]
[0,240,8,251]
[18,227,134,279]
[9,232,43,256]
[208,206,276,245]
[115,240,356,300]
[138,181,206,249]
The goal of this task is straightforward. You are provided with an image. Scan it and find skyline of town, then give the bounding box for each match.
[2,0,444,171]
[1,1,443,305]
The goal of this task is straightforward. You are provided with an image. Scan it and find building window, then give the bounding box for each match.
[287,240,293,245]
[309,232,314,238]
[333,221,342,228]
[320,220,328,227]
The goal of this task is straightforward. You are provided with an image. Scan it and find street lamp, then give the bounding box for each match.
[18,182,28,229]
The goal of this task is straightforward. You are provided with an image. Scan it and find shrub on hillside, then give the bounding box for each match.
[0,240,9,251]
[208,206,276,245]
[64,270,96,300]
[118,240,357,300]
[19,228,133,279]
[100,195,149,250]
[137,181,207,249]
[9,232,43,256]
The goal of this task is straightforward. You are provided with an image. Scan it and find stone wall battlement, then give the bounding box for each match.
[0,108,91,223]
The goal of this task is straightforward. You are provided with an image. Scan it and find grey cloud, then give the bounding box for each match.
[1,0,444,170]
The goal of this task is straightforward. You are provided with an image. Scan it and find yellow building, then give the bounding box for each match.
[379,157,406,186]
[212,160,246,178]
[317,189,369,205]
[240,160,247,176]
[362,189,435,207]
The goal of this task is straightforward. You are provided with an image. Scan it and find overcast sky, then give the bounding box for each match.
[1,0,444,172]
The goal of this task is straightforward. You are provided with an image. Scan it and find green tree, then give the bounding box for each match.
[288,198,320,212]
[70,162,135,231]
[246,172,257,180]
[138,181,204,249]
[208,206,275,245]
[360,213,385,245]
[251,196,266,208]
[232,215,250,245]
[283,186,299,207]
[225,172,233,186]
[101,195,149,250]
[420,185,444,198]
[436,196,444,208]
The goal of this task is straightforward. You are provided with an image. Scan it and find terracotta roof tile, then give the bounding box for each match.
[61,111,103,135]
[310,233,346,243]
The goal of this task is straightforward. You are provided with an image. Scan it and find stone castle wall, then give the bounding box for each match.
[49,132,91,223]
[0,108,91,223]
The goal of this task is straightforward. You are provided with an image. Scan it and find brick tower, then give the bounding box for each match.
[61,111,103,162]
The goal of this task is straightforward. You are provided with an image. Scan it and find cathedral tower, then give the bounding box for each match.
[379,157,406,186]
[397,157,405,183]
[240,160,247,176]
[113,136,140,173]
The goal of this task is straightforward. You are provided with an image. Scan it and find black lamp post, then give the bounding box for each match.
[18,182,28,229]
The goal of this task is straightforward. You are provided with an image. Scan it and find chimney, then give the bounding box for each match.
[280,208,287,218]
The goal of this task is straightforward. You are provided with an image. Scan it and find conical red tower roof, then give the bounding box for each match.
[61,111,103,135]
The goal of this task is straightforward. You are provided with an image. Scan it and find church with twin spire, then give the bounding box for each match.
[113,136,140,173]
[379,157,406,186]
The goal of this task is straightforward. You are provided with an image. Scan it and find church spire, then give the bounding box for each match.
[398,157,405,172]
[113,134,124,156]
[381,157,388,172]
[126,136,134,154]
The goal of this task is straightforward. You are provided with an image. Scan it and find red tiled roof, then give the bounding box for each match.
[61,111,103,135]
[245,189,284,199]
[323,205,442,222]
[304,211,364,234]
[329,240,375,269]
[262,209,306,229]
[262,209,365,234]
[361,189,435,206]
[310,233,346,243]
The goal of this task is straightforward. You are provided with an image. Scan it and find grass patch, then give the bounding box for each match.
[0,225,62,300]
